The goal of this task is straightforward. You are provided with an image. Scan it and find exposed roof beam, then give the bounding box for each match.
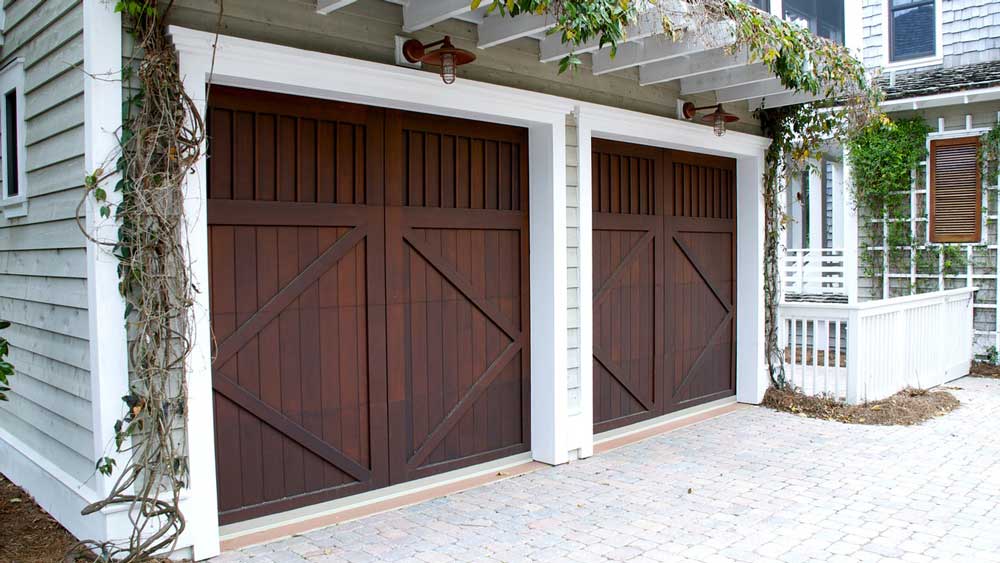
[478,13,553,49]
[316,0,358,14]
[403,0,476,32]
[715,78,787,103]
[679,63,771,95]
[639,48,749,86]
[592,23,733,76]
[538,9,662,63]
[747,90,821,110]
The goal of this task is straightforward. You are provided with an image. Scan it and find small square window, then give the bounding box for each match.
[0,59,26,218]
[889,0,936,62]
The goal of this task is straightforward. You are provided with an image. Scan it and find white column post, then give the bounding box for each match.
[736,155,769,405]
[808,162,823,250]
[529,121,570,466]
[83,0,130,542]
[842,147,859,304]
[173,45,221,560]
[573,107,594,459]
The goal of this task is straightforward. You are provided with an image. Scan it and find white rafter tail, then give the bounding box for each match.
[478,13,553,49]
[679,62,771,94]
[316,0,358,14]
[538,8,663,63]
[715,77,788,104]
[747,90,824,110]
[403,0,477,32]
[591,21,733,76]
[639,48,749,87]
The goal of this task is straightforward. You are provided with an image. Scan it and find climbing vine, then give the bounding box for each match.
[847,118,932,295]
[72,0,210,560]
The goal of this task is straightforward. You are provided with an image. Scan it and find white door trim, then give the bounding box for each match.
[168,25,575,558]
[575,103,771,417]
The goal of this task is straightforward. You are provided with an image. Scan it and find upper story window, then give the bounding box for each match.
[889,0,936,62]
[784,0,845,45]
[0,59,26,218]
[744,0,770,11]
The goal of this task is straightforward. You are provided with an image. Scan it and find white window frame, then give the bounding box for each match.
[0,58,27,217]
[882,0,944,71]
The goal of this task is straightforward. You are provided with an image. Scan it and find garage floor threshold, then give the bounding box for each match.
[219,398,744,552]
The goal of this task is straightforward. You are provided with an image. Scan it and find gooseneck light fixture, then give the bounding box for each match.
[402,36,476,85]
[682,102,740,137]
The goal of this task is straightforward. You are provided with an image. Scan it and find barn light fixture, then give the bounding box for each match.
[402,36,476,85]
[682,102,740,137]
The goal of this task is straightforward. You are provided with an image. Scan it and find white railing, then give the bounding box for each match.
[783,248,846,297]
[778,287,975,403]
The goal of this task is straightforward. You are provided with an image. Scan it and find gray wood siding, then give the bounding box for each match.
[0,0,92,484]
[163,0,760,134]
[864,0,1000,70]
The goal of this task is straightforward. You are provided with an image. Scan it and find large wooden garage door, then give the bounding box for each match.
[207,87,529,524]
[592,139,735,432]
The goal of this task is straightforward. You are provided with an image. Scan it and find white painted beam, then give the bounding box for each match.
[538,9,662,63]
[316,0,358,14]
[403,0,476,32]
[639,48,749,86]
[679,62,770,94]
[715,77,787,103]
[591,22,733,75]
[747,90,821,109]
[479,13,553,49]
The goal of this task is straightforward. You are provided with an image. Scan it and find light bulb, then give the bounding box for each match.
[441,52,456,84]
[713,113,726,137]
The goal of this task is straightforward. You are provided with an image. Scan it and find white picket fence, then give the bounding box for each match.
[778,287,975,403]
[783,248,847,297]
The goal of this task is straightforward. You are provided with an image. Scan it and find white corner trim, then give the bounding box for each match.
[83,0,129,508]
[572,105,594,459]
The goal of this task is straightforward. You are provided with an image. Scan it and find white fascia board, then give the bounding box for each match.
[881,86,1000,112]
[478,12,553,49]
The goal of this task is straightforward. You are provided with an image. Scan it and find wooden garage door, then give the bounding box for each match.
[207,87,529,523]
[385,112,530,483]
[592,139,735,432]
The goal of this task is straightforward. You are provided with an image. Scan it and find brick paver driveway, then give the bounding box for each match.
[219,377,1000,563]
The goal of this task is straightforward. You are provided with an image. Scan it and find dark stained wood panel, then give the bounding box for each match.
[591,140,664,431]
[386,111,531,482]
[208,86,389,524]
[208,86,529,523]
[592,140,736,432]
[930,137,982,243]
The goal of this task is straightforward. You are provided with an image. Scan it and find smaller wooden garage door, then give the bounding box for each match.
[592,139,736,432]
[207,87,529,524]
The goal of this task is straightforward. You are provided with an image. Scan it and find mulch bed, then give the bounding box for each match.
[762,386,959,425]
[970,361,1000,379]
[0,473,80,563]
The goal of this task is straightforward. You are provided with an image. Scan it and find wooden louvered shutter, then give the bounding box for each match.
[930,137,982,243]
